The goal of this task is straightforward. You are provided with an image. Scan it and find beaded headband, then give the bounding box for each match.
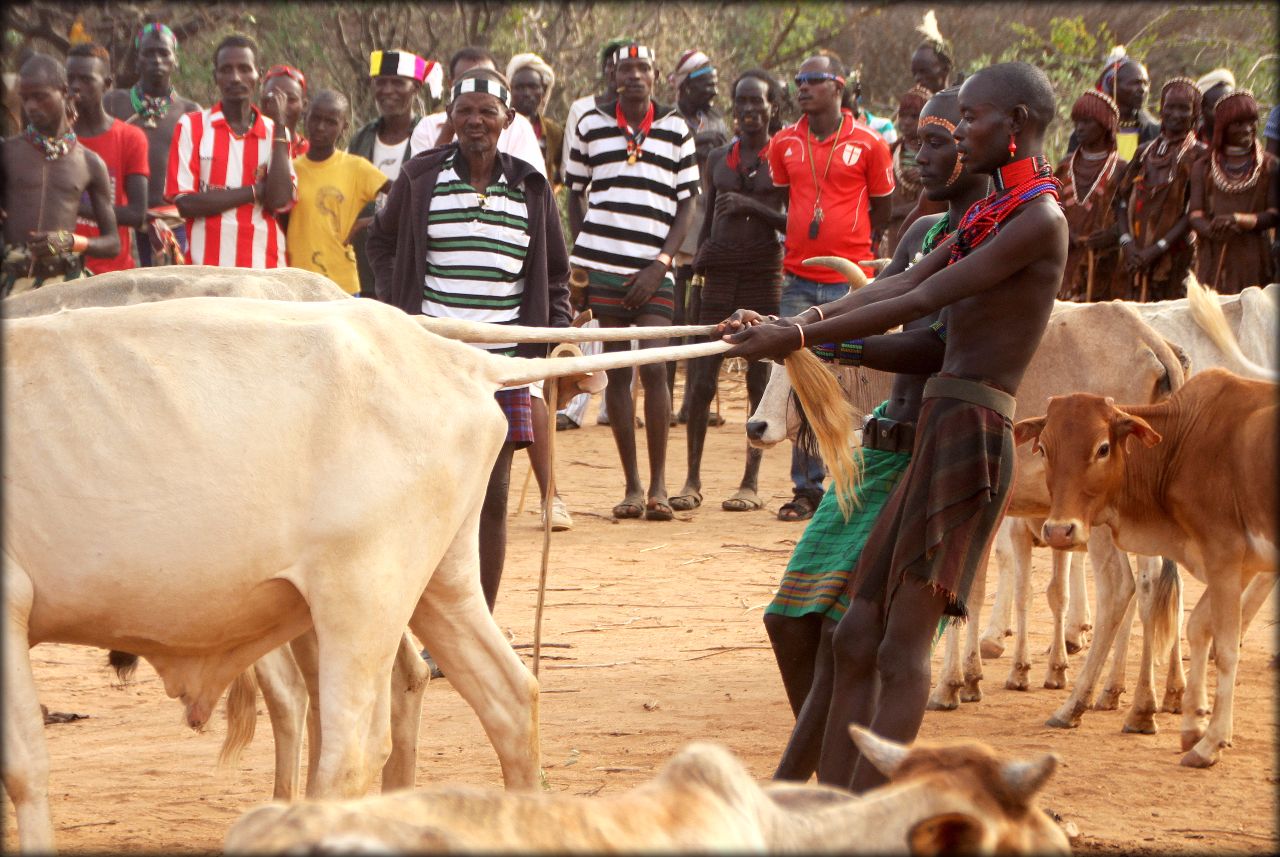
[918,115,956,134]
[1160,76,1202,113]
[613,44,656,65]
[135,22,176,51]
[451,76,512,109]
[264,64,307,93]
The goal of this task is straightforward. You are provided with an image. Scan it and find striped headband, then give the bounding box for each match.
[370,50,426,81]
[918,115,956,134]
[1160,76,1202,113]
[451,77,512,109]
[613,44,656,65]
[135,22,175,51]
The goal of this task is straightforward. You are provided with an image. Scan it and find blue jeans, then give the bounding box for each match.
[780,271,851,500]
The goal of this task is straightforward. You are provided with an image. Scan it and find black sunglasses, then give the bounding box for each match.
[794,72,845,86]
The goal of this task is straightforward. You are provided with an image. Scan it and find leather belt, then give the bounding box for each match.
[923,375,1017,421]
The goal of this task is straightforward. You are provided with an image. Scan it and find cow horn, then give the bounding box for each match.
[1000,753,1059,801]
[847,725,910,776]
[801,256,869,290]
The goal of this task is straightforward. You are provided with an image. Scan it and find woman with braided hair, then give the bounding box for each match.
[1189,90,1279,294]
[1112,78,1205,301]
[1054,89,1127,301]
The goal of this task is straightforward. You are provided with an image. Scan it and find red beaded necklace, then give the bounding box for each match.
[949,155,1061,263]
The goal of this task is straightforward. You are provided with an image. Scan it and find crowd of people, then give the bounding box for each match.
[3,13,1277,791]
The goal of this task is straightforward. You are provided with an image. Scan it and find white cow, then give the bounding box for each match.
[2,295,734,852]
[225,726,1070,854]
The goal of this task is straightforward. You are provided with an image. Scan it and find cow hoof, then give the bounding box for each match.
[1160,692,1183,714]
[1122,714,1157,735]
[1180,729,1205,752]
[1005,664,1031,691]
[1093,688,1123,711]
[1046,713,1079,729]
[980,637,1006,659]
[926,697,959,711]
[1043,668,1067,690]
[960,684,983,703]
[1179,747,1218,768]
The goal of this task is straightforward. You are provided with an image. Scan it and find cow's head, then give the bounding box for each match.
[745,362,796,447]
[1014,393,1161,551]
[849,726,1071,855]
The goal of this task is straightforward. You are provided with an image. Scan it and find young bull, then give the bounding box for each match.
[224,726,1070,854]
[1015,363,1276,766]
[1,295,737,852]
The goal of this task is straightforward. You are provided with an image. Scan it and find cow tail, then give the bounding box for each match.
[219,670,260,769]
[1148,559,1182,668]
[107,650,140,685]
[784,348,861,521]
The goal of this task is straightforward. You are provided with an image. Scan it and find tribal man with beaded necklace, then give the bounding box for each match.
[720,61,1067,793]
[1054,89,1127,301]
[1189,89,1279,294]
[2,53,119,296]
[104,23,201,265]
[762,86,991,784]
[1112,77,1205,301]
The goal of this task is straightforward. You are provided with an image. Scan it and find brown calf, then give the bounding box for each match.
[1014,368,1277,767]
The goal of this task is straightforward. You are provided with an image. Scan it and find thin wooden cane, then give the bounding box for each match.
[514,465,534,517]
[1085,249,1096,302]
[1213,243,1229,291]
[533,342,584,678]
[1139,272,1149,303]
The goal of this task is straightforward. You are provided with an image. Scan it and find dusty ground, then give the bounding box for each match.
[5,363,1276,854]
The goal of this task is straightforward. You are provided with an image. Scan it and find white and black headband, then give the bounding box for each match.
[450,77,512,109]
[612,44,656,65]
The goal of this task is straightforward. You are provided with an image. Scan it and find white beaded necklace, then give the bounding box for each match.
[1211,139,1264,194]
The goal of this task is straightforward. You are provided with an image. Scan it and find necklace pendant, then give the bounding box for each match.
[627,152,638,165]
[808,217,821,240]
[144,118,158,128]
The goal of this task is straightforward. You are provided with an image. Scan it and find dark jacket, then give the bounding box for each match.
[348,115,422,297]
[367,143,573,358]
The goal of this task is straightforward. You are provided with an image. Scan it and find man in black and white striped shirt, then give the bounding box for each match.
[565,42,700,522]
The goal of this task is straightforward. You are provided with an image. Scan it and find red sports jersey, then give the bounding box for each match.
[768,108,894,283]
[75,119,150,273]
[165,103,297,268]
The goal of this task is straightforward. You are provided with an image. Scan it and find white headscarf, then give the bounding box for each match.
[505,53,556,113]
[1195,68,1236,94]
[668,50,711,92]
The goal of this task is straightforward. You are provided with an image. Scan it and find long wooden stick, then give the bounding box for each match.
[1139,272,1149,303]
[1213,242,1229,291]
[1085,249,1096,302]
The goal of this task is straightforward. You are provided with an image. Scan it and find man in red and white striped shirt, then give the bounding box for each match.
[165,34,296,268]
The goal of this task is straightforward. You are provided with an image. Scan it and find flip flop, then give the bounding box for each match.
[612,500,644,519]
[777,495,818,522]
[669,491,702,511]
[722,489,763,512]
[644,499,674,521]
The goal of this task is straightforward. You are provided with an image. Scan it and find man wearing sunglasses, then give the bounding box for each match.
[766,54,895,522]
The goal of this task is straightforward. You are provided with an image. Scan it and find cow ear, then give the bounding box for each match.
[1013,417,1046,451]
[1000,752,1059,802]
[907,812,987,856]
[848,725,909,775]
[1113,413,1162,448]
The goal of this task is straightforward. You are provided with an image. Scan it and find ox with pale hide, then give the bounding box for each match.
[225,727,1070,854]
[2,295,736,852]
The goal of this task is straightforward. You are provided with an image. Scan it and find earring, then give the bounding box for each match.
[1008,134,1018,159]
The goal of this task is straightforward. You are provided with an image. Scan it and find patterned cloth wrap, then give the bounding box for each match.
[766,401,912,623]
[495,387,534,448]
[845,376,1016,625]
[584,267,675,322]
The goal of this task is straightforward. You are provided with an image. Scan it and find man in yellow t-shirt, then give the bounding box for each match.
[288,89,390,293]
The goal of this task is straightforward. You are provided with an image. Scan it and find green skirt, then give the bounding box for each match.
[766,406,911,623]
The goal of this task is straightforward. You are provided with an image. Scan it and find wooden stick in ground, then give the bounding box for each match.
[1214,242,1229,291]
[533,341,584,678]
[1085,248,1096,302]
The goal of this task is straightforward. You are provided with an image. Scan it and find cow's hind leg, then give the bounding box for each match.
[3,559,55,852]
[927,622,964,710]
[253,645,308,800]
[381,633,429,792]
[1183,563,1248,767]
[1004,522,1035,691]
[410,525,540,791]
[1162,569,1186,713]
[1094,554,1139,711]
[1066,550,1092,653]
[959,555,987,702]
[981,519,1018,659]
[1044,549,1071,689]
[1123,559,1179,735]
[1047,530,1134,728]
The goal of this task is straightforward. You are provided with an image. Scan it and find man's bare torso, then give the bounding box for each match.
[2,138,98,244]
[705,147,784,247]
[936,197,1066,394]
[104,89,199,206]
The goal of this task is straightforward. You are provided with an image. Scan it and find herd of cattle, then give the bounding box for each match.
[1,265,1274,853]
